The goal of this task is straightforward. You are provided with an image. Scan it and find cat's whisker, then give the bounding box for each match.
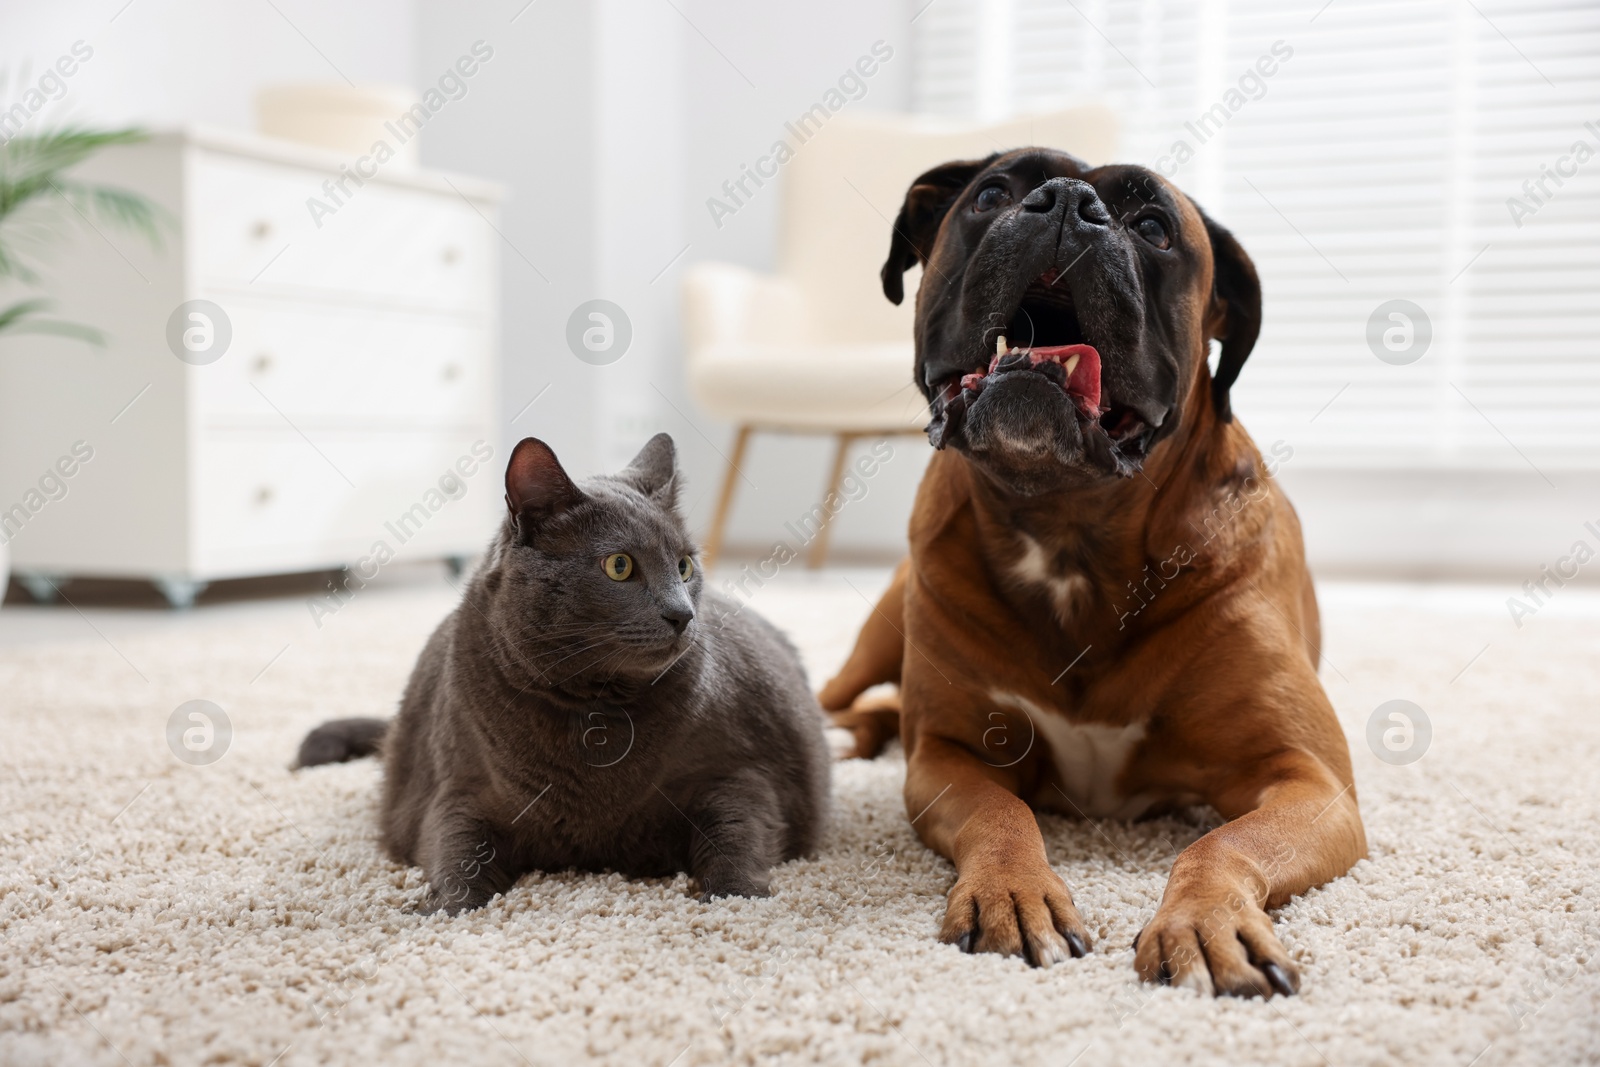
[528,626,616,644]
[596,646,636,686]
[650,631,703,686]
[540,630,629,651]
[540,637,621,673]
[452,598,582,683]
[534,627,626,652]
[538,622,617,635]
[536,631,619,654]
[552,649,627,688]
[481,628,549,680]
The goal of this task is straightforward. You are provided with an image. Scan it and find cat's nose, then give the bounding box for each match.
[661,604,694,634]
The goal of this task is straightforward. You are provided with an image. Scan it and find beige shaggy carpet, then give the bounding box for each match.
[2,567,1598,1067]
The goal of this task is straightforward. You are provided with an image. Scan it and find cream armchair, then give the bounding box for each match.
[683,106,1117,567]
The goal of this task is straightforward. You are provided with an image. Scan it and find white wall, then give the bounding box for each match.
[591,0,689,476]
[1,0,416,131]
[413,0,602,483]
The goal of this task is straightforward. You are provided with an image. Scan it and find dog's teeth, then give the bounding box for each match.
[996,335,1008,356]
[1064,354,1080,376]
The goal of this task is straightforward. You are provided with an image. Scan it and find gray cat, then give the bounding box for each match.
[296,433,830,912]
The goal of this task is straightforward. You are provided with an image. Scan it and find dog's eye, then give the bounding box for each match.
[603,553,634,581]
[1134,216,1170,249]
[973,185,1010,213]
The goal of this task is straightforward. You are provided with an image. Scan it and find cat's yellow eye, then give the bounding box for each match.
[678,556,694,582]
[603,553,633,581]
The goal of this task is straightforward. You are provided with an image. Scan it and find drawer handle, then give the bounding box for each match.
[441,246,460,265]
[254,485,275,506]
[252,353,274,375]
[251,220,274,240]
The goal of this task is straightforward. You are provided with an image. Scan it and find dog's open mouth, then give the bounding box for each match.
[961,343,1102,416]
[928,274,1151,469]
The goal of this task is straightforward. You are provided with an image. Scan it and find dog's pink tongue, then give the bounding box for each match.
[1033,345,1101,414]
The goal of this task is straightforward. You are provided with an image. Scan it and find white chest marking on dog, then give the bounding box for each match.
[989,690,1150,820]
[1011,535,1090,625]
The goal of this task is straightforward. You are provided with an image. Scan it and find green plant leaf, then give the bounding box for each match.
[1,127,167,266]
[0,126,162,344]
[4,318,106,344]
[47,179,164,249]
[0,297,52,332]
[0,297,105,343]
[0,127,148,190]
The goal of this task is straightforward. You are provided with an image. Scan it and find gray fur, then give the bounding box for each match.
[298,433,830,913]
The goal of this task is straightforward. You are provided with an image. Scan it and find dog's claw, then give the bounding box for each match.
[956,930,976,954]
[1262,962,1297,997]
[1066,932,1089,958]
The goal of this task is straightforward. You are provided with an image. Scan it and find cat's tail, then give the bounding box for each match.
[294,717,389,769]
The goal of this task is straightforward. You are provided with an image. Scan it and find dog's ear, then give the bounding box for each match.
[881,155,997,305]
[1199,210,1262,423]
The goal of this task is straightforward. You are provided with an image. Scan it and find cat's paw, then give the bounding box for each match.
[697,875,772,902]
[415,886,497,916]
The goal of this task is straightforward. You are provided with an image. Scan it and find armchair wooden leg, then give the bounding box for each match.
[807,433,857,570]
[702,425,752,571]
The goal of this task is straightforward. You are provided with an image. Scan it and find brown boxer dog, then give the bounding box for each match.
[820,149,1366,997]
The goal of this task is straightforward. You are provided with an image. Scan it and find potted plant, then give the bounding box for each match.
[0,126,161,606]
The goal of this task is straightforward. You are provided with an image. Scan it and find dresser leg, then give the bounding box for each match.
[16,572,67,604]
[154,577,209,610]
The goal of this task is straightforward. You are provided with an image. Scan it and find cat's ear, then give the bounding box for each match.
[505,437,585,529]
[618,432,680,508]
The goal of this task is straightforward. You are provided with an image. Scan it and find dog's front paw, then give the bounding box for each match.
[1134,901,1299,998]
[940,859,1091,967]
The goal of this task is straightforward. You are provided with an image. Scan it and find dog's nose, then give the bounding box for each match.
[1022,178,1111,226]
[661,604,694,634]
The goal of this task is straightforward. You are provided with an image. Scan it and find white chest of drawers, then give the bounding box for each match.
[0,127,504,606]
